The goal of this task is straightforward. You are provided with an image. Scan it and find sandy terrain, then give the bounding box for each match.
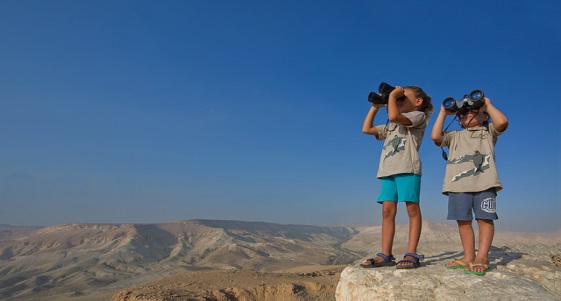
[111,222,560,301]
[112,265,346,301]
[0,220,559,301]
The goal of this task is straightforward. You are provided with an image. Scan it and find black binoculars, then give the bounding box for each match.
[368,82,405,104]
[442,90,485,115]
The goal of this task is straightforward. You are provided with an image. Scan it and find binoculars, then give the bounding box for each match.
[368,82,405,104]
[443,90,485,115]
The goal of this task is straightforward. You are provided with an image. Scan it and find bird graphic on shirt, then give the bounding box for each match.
[383,135,406,159]
[473,150,484,172]
[448,150,491,182]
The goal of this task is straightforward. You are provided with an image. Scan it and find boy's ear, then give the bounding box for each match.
[415,98,424,107]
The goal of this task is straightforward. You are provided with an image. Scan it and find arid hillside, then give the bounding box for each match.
[0,219,363,301]
[0,220,559,301]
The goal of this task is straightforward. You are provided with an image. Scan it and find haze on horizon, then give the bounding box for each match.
[1,1,559,232]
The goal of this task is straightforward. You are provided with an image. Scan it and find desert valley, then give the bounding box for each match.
[0,220,559,301]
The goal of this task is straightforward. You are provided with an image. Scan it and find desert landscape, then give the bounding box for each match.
[0,220,559,301]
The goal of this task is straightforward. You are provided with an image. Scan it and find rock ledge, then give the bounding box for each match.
[336,248,561,301]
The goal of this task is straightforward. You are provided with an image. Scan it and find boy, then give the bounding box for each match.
[430,97,508,275]
[361,86,432,269]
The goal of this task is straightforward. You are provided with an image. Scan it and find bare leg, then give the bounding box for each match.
[397,202,422,267]
[468,219,494,273]
[362,201,397,265]
[446,220,476,268]
[378,201,397,262]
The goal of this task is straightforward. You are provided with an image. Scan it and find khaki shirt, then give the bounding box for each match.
[440,123,505,194]
[375,111,427,178]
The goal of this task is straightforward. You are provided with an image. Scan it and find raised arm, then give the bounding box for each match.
[431,105,453,146]
[387,86,412,125]
[362,104,384,138]
[482,98,508,132]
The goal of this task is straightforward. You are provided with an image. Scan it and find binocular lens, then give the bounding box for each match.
[470,90,483,101]
[443,98,456,109]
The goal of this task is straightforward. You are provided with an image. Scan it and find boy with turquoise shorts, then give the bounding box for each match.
[361,85,433,269]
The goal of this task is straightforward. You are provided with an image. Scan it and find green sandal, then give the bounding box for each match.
[445,259,468,270]
[464,263,491,276]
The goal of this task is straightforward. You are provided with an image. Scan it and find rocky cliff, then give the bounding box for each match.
[336,244,561,301]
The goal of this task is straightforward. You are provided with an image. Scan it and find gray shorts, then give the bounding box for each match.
[447,188,498,221]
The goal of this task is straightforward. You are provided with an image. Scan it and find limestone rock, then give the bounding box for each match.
[336,245,561,301]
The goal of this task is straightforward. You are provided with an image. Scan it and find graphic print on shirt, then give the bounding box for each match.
[447,150,491,182]
[383,135,406,159]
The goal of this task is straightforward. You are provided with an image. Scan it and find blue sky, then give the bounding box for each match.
[1,0,559,232]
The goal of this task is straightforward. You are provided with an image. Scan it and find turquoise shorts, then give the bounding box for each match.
[377,174,421,204]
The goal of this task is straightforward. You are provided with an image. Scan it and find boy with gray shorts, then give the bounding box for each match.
[430,96,508,276]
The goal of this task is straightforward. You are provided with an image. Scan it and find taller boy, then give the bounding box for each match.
[362,85,432,269]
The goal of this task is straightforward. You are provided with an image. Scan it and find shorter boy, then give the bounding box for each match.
[430,97,508,275]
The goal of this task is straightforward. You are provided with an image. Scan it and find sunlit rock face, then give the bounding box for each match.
[336,244,561,301]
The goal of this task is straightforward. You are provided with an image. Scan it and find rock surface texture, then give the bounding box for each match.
[336,245,561,301]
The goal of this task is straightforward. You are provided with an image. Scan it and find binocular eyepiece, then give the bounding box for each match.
[368,82,405,104]
[442,90,485,115]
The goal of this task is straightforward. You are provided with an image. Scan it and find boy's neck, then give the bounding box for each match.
[465,123,486,129]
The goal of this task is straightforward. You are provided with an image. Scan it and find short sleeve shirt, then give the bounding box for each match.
[440,123,505,194]
[374,111,427,178]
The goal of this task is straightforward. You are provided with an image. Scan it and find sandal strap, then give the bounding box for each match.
[403,253,424,261]
[376,253,395,262]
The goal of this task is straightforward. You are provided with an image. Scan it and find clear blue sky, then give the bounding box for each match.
[1,0,559,232]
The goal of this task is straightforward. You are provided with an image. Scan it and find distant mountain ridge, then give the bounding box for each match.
[0,219,363,301]
[0,224,42,231]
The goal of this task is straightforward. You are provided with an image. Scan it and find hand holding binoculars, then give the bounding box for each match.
[367,82,405,104]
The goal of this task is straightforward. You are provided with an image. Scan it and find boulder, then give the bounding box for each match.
[336,245,561,301]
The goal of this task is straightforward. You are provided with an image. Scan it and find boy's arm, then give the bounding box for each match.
[483,98,508,132]
[362,105,384,138]
[387,86,412,125]
[431,106,452,146]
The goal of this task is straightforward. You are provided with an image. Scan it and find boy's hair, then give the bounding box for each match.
[405,86,433,115]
